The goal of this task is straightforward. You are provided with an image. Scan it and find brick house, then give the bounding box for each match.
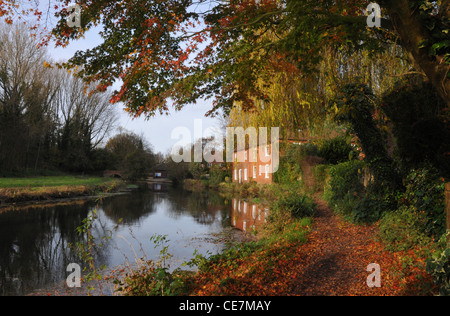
[232,144,275,184]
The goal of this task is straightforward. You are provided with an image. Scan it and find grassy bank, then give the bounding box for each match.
[0,176,124,204]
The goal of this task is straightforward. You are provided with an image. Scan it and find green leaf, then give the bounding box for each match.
[429,41,450,56]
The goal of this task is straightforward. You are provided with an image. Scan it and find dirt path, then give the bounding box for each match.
[289,196,399,296]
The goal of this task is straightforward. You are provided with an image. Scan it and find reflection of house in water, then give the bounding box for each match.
[231,199,269,233]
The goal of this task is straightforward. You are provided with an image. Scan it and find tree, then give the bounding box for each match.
[105,131,155,180]
[2,1,449,175]
[0,21,119,174]
[30,0,445,112]
[0,22,56,173]
[2,1,448,112]
[52,67,118,171]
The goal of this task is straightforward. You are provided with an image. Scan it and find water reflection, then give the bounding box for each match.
[0,200,93,295]
[231,199,269,233]
[0,187,232,296]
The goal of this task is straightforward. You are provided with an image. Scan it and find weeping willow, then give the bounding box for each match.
[229,42,412,141]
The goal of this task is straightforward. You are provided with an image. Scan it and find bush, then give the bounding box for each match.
[352,181,400,223]
[378,167,446,251]
[209,165,231,186]
[379,205,434,251]
[401,167,446,239]
[324,160,366,219]
[273,159,302,184]
[272,191,316,219]
[318,136,356,165]
[426,247,450,296]
[324,159,402,223]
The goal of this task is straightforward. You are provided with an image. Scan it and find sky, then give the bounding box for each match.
[47,27,222,155]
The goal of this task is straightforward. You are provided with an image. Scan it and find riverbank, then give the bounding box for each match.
[114,177,437,296]
[0,176,124,205]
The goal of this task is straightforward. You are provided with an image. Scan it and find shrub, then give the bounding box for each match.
[378,167,445,251]
[324,159,402,223]
[318,136,356,165]
[272,191,316,219]
[426,247,450,296]
[352,181,401,223]
[401,167,446,239]
[324,160,366,219]
[273,159,302,184]
[379,205,434,251]
[209,165,231,186]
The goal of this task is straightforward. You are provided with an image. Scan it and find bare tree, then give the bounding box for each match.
[52,68,118,149]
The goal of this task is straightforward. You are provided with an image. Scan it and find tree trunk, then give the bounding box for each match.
[384,0,450,108]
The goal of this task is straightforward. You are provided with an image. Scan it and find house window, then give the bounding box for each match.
[252,205,257,220]
[259,165,262,176]
[253,166,257,178]
[244,168,248,181]
[253,148,257,162]
[234,169,237,181]
[265,164,270,179]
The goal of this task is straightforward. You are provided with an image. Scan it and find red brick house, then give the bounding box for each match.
[232,144,275,184]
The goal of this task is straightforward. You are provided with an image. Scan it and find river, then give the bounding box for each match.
[0,184,270,296]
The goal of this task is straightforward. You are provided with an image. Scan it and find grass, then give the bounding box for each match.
[0,176,111,189]
[0,176,123,203]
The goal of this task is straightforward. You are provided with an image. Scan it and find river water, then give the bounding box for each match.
[0,184,270,296]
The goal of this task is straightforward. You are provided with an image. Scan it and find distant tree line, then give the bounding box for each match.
[0,23,157,178]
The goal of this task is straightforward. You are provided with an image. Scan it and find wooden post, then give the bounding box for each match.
[446,183,450,231]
